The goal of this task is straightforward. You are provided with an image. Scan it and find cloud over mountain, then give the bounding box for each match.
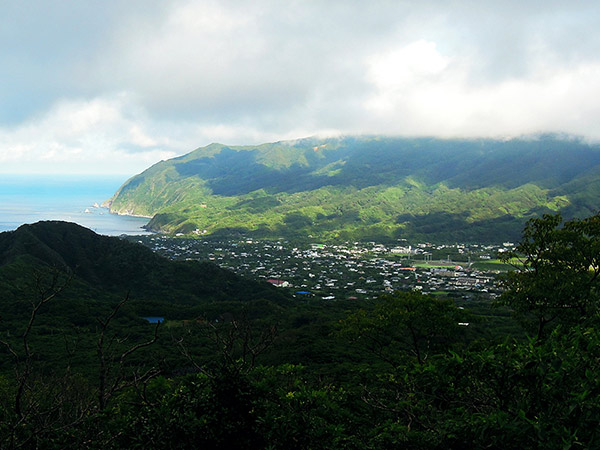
[2,1,600,173]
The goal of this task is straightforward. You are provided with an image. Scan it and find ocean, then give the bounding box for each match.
[0,175,150,236]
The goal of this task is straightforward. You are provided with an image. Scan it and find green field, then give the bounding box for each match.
[412,260,463,269]
[471,258,521,271]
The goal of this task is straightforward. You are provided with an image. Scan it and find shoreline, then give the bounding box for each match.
[103,202,153,219]
[102,199,153,220]
[109,210,153,219]
[0,178,152,236]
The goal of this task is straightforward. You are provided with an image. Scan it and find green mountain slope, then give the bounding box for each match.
[0,221,288,318]
[105,135,600,242]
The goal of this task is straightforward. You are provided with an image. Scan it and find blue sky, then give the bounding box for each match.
[1,0,599,174]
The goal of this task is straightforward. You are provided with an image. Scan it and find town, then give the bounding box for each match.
[130,236,515,302]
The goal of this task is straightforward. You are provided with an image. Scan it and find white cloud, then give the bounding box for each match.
[89,0,292,118]
[2,1,600,174]
[363,40,600,140]
[0,96,177,174]
[367,40,450,90]
[129,125,158,148]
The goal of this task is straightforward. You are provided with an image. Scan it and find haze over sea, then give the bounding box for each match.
[0,175,150,235]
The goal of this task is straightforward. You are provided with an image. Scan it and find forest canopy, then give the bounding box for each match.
[0,214,599,448]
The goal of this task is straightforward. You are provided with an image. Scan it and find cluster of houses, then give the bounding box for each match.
[136,237,511,301]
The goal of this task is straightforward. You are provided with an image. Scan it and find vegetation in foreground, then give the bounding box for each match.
[0,213,599,448]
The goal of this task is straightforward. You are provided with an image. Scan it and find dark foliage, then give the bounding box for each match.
[1,218,600,448]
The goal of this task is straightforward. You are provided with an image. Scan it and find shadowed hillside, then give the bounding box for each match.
[0,221,288,314]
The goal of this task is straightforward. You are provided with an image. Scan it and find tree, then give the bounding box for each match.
[174,312,278,376]
[500,213,600,340]
[95,293,160,410]
[0,268,80,449]
[340,291,465,366]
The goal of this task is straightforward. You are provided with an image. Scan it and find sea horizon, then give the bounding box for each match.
[0,174,151,236]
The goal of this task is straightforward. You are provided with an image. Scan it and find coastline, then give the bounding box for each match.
[102,199,153,219]
[109,210,153,219]
[0,176,152,236]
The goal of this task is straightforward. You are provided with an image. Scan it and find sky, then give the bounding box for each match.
[2,0,600,175]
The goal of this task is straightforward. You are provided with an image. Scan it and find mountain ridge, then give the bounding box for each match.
[105,135,600,242]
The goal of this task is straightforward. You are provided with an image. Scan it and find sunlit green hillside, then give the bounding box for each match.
[106,135,600,242]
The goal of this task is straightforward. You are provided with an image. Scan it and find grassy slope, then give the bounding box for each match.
[106,136,600,242]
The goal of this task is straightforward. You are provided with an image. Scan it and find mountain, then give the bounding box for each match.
[105,135,600,242]
[0,221,287,321]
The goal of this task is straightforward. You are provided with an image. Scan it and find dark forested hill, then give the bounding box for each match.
[0,221,287,314]
[105,135,600,242]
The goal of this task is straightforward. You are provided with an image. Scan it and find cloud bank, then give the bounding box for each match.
[1,0,599,174]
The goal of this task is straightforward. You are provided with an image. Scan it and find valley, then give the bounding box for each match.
[133,235,508,302]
